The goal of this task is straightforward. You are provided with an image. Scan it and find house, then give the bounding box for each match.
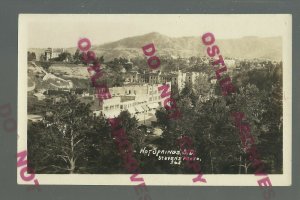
[44,48,65,61]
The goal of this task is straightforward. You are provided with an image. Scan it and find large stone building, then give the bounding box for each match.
[124,70,204,91]
[92,83,171,124]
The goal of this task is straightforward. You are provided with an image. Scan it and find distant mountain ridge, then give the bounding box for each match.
[30,32,282,61]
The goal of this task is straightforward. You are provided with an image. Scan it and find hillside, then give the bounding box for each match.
[90,32,282,61]
[28,62,73,91]
[30,32,282,61]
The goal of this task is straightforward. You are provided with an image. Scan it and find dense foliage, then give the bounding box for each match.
[28,59,283,174]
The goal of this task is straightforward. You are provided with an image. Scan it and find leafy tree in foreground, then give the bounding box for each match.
[83,115,124,173]
[118,111,146,150]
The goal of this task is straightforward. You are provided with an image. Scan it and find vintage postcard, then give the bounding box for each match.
[18,14,291,186]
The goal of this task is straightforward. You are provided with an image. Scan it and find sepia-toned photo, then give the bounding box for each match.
[18,14,292,186]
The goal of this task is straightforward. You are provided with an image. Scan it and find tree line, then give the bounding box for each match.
[28,60,283,174]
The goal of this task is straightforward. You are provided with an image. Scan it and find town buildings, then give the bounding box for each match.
[44,48,65,61]
[124,70,206,91]
[29,56,215,124]
[91,83,170,124]
[91,70,208,122]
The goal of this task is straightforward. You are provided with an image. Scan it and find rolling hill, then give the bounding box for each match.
[30,32,282,61]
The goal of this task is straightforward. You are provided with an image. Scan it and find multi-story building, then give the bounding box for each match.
[92,83,171,123]
[125,70,201,91]
[170,70,186,91]
[140,73,149,83]
[44,48,65,61]
[124,71,140,83]
[185,72,199,85]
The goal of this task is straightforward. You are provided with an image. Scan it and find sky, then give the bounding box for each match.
[21,14,291,48]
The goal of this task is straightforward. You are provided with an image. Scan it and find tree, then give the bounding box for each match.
[83,115,124,173]
[98,56,104,64]
[180,82,198,106]
[40,62,52,71]
[39,54,46,62]
[73,49,82,64]
[154,60,283,174]
[27,51,36,61]
[257,66,283,173]
[171,83,180,102]
[54,52,72,62]
[118,111,146,150]
[192,96,240,174]
[193,74,211,98]
[106,58,125,73]
[28,95,94,174]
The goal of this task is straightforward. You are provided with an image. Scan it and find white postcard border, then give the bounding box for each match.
[18,14,292,186]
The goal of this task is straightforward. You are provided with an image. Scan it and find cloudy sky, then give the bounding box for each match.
[21,14,291,48]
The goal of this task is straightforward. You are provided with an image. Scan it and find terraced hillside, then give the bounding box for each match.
[27,62,73,91]
[48,64,90,79]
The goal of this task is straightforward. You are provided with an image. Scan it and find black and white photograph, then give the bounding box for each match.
[18,14,291,186]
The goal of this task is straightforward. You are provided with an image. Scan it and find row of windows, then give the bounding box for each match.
[125,90,137,95]
[149,90,158,95]
[128,77,196,84]
[149,96,160,101]
[104,101,145,111]
[150,76,159,79]
[104,105,120,111]
[127,76,185,84]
